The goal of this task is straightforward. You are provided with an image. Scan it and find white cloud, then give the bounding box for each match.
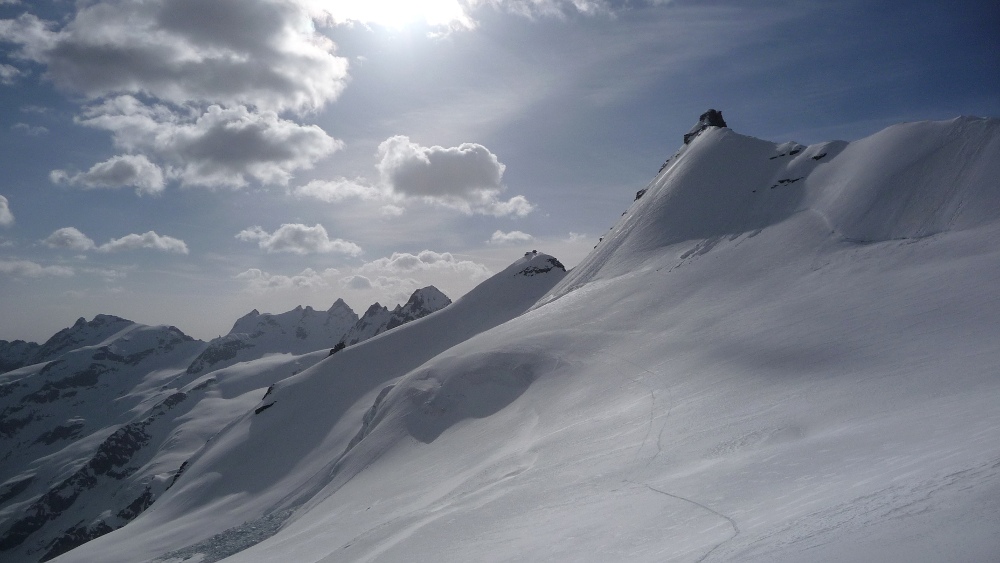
[359,250,491,279]
[0,259,74,278]
[44,227,96,251]
[236,223,362,256]
[313,0,475,29]
[0,195,13,227]
[293,177,390,203]
[489,229,534,244]
[235,267,339,292]
[11,122,47,136]
[1,2,348,190]
[0,2,349,113]
[376,135,533,217]
[340,273,420,293]
[81,266,127,281]
[51,154,165,195]
[44,227,188,253]
[378,135,504,197]
[99,231,188,254]
[0,63,19,85]
[380,204,405,217]
[78,99,342,188]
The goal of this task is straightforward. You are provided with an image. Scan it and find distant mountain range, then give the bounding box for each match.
[0,287,451,561]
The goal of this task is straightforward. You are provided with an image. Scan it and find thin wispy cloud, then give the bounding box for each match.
[0,258,74,278]
[0,63,19,85]
[236,267,339,292]
[11,122,47,136]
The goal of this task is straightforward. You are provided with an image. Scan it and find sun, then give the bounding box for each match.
[321,0,474,30]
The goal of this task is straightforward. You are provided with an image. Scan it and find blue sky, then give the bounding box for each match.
[1,0,997,342]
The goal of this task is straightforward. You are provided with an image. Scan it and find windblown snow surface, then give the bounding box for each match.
[58,117,1000,562]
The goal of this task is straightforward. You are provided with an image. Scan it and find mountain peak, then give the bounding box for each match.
[514,251,566,277]
[683,108,728,144]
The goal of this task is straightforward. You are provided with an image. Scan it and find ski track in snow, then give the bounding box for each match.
[602,348,741,563]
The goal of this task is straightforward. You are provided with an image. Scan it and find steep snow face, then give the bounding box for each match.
[59,253,566,563]
[187,301,360,374]
[54,118,1000,563]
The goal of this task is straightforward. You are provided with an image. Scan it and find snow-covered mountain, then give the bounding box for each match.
[337,286,452,347]
[8,114,1000,562]
[0,291,452,562]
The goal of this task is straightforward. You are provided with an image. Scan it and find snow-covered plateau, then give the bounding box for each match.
[4,115,1000,562]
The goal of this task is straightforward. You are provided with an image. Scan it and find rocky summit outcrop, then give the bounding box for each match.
[683,108,727,144]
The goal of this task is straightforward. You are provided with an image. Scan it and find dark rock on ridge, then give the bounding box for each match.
[683,109,727,144]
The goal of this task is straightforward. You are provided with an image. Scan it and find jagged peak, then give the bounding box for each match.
[683,108,728,144]
[362,303,388,317]
[513,251,566,277]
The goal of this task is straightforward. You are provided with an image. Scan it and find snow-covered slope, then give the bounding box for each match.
[53,115,1000,562]
[55,252,566,562]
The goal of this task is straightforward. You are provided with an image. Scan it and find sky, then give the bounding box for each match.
[0,0,997,343]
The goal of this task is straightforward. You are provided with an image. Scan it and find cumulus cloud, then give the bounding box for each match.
[99,231,188,254]
[359,250,491,279]
[1,2,348,190]
[235,267,338,292]
[0,2,348,112]
[44,227,96,251]
[236,223,362,256]
[78,99,342,188]
[44,227,188,253]
[489,229,534,244]
[0,258,74,278]
[293,177,390,202]
[378,135,504,197]
[0,195,13,227]
[51,154,165,195]
[376,135,533,216]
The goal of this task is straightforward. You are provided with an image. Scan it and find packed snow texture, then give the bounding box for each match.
[10,116,1000,562]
